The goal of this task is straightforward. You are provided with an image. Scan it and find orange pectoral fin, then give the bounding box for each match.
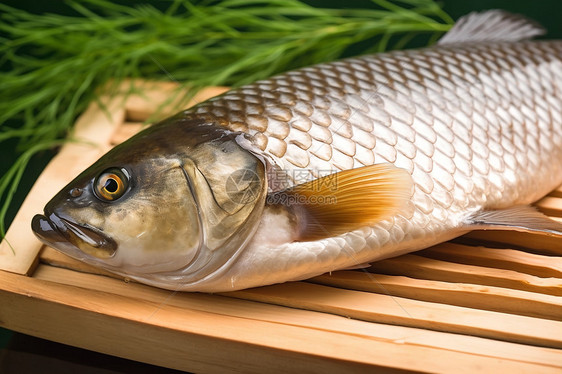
[270,164,413,241]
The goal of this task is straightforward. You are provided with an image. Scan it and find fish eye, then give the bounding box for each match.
[94,168,130,202]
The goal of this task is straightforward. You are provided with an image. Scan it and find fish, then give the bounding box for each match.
[32,10,562,292]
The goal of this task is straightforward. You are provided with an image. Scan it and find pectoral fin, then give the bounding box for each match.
[268,164,413,241]
[465,205,562,237]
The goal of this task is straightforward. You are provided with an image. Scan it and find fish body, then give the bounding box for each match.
[32,11,562,291]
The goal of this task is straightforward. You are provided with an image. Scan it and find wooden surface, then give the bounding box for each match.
[1,81,561,373]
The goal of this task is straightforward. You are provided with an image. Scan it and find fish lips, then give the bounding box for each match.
[32,213,117,259]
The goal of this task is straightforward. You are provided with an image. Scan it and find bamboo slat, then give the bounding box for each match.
[3,267,560,374]
[549,185,562,198]
[420,243,562,278]
[536,196,562,217]
[311,272,562,321]
[227,283,562,349]
[462,230,562,256]
[28,264,562,370]
[369,255,562,296]
[1,80,561,373]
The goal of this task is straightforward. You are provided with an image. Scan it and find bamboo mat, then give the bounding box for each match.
[0,81,561,373]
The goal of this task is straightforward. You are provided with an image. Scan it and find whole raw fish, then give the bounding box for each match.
[32,11,562,291]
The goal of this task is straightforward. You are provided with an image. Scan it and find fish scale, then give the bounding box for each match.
[195,41,562,199]
[187,40,562,289]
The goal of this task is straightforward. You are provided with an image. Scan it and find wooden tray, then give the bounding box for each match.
[1,81,561,373]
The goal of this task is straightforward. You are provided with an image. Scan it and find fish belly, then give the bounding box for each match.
[189,41,562,290]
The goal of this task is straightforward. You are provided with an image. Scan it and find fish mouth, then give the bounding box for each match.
[32,213,117,259]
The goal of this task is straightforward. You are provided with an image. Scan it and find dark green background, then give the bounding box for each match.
[1,0,562,372]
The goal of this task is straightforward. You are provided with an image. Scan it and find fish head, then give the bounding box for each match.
[32,116,267,287]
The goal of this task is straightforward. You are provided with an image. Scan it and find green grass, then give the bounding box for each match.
[0,0,453,239]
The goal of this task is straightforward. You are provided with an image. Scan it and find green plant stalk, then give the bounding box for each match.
[0,0,453,240]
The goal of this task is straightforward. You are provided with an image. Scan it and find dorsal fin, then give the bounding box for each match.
[438,10,545,45]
